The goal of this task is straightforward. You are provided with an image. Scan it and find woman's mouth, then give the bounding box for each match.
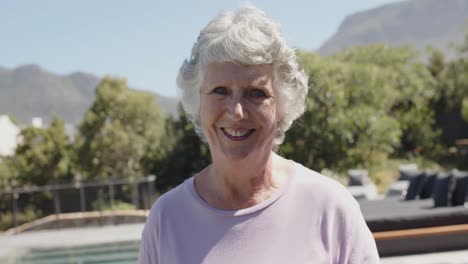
[221,128,255,141]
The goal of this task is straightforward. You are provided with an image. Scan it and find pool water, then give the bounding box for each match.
[13,241,140,264]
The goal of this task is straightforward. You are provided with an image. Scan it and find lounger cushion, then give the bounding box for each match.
[433,172,453,207]
[405,172,425,200]
[419,171,437,199]
[359,198,468,232]
[452,170,468,206]
[348,169,369,186]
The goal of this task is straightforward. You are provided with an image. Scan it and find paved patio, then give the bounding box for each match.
[0,223,144,260]
[1,223,467,263]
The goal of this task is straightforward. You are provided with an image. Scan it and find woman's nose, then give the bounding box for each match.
[227,99,247,120]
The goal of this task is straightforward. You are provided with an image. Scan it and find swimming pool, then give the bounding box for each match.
[12,241,140,264]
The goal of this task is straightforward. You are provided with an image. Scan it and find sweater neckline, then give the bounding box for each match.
[184,162,297,217]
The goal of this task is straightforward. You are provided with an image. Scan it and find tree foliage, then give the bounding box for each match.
[425,35,468,169]
[281,45,440,171]
[333,45,440,155]
[13,115,72,186]
[0,156,17,189]
[76,77,166,180]
[152,106,211,192]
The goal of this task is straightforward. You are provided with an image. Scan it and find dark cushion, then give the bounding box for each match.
[419,171,437,199]
[452,170,468,206]
[348,169,369,186]
[405,172,425,200]
[433,172,454,207]
[360,198,468,232]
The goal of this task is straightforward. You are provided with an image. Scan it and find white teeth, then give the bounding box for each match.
[224,128,250,137]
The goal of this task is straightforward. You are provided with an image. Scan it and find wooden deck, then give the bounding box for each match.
[374,223,468,256]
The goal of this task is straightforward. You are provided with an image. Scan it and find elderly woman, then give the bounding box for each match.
[139,5,379,264]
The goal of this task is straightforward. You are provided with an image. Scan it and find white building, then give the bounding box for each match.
[0,116,76,157]
[0,115,20,156]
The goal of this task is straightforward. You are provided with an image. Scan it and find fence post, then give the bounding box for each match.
[12,192,19,229]
[142,184,148,210]
[53,188,61,228]
[132,181,139,209]
[109,179,115,225]
[147,175,156,206]
[109,180,115,211]
[80,183,86,212]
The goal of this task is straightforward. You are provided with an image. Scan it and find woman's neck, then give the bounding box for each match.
[195,152,291,210]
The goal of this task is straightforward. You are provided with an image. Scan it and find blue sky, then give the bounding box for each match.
[1,0,402,97]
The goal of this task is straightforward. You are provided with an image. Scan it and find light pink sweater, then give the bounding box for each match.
[139,162,380,263]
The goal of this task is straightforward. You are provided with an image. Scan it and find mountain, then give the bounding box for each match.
[318,0,468,56]
[0,64,178,125]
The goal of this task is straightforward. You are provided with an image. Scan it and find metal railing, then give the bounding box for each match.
[0,175,157,229]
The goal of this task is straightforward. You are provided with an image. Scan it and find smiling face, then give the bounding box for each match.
[199,62,279,162]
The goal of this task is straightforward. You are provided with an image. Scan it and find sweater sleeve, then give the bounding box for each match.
[138,221,159,264]
[138,202,161,264]
[139,234,155,264]
[347,199,381,264]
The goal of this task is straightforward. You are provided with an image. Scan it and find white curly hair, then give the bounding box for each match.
[176,4,308,145]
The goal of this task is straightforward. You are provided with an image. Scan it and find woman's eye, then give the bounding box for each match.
[212,87,227,95]
[248,89,267,98]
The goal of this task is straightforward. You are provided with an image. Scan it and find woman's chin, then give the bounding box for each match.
[218,145,272,164]
[220,149,252,162]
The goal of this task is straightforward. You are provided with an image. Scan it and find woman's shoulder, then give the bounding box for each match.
[289,163,379,261]
[290,162,366,234]
[292,162,347,191]
[147,177,193,217]
[291,162,357,209]
[142,178,194,238]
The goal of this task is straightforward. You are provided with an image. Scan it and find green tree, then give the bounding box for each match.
[427,48,445,79]
[431,53,468,112]
[0,156,17,189]
[449,51,468,169]
[281,51,402,171]
[281,45,442,175]
[153,106,211,193]
[429,34,468,169]
[14,115,72,186]
[77,77,165,180]
[0,116,71,231]
[332,44,440,155]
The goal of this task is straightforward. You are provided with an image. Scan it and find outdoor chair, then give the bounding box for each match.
[347,169,378,200]
[385,164,418,198]
[419,170,437,199]
[433,171,454,207]
[451,169,468,206]
[404,170,425,200]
